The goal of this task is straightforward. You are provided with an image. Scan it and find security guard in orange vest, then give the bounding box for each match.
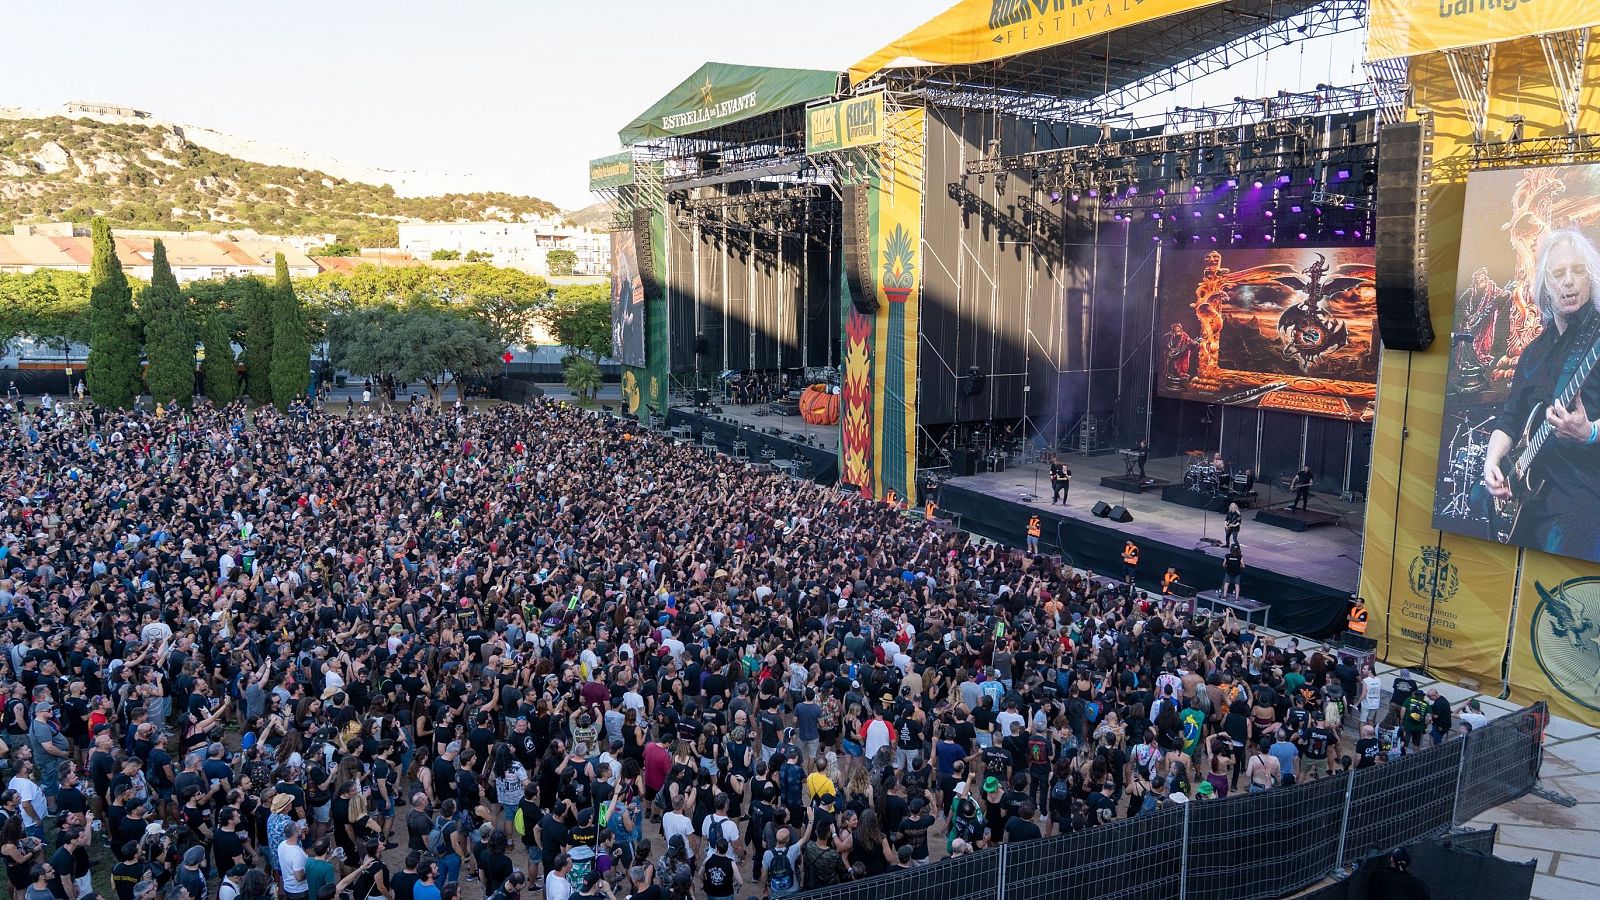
[885,489,898,508]
[925,499,938,521]
[1161,566,1180,595]
[1347,601,1369,635]
[1026,514,1042,554]
[1122,540,1140,582]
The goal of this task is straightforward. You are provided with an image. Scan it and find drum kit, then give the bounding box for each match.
[1438,415,1494,521]
[1183,450,1227,495]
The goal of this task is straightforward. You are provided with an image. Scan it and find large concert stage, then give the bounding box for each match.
[937,452,1360,637]
[665,404,838,484]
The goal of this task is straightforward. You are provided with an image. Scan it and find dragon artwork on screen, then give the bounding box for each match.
[1155,247,1379,421]
[1433,163,1600,565]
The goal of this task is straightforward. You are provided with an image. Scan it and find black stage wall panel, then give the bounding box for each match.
[753,232,779,370]
[805,232,840,368]
[667,211,696,371]
[696,223,727,373]
[724,230,750,370]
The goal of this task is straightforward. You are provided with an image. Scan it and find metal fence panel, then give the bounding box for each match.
[1345,737,1465,859]
[1005,805,1185,900]
[1183,772,1348,900]
[1455,703,1546,824]
[796,843,1001,900]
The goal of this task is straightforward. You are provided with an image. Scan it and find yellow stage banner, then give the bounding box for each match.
[1509,552,1600,724]
[849,0,1225,85]
[1368,0,1600,61]
[806,94,887,155]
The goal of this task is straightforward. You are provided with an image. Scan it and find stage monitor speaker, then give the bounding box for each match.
[1374,120,1433,351]
[950,448,979,477]
[842,184,876,314]
[1091,501,1112,518]
[1108,505,1134,523]
[693,389,710,406]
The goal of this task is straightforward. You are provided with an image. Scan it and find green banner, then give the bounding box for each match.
[806,94,886,155]
[588,153,634,192]
[619,62,838,145]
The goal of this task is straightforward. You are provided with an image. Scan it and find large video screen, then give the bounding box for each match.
[610,229,646,368]
[1154,247,1378,421]
[1433,163,1600,565]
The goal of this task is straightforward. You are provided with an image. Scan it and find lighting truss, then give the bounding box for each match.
[1061,0,1370,123]
[1471,133,1600,169]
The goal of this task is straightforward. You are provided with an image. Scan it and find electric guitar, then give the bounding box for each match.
[1491,327,1600,541]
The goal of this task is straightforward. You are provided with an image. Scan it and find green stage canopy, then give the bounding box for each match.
[618,61,839,145]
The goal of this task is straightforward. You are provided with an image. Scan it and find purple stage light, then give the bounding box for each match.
[1354,229,1363,238]
[1290,205,1303,213]
[1264,210,1274,218]
[1151,212,1162,219]
[1151,235,1162,243]
[1070,193,1080,202]
[1193,211,1203,218]
[1049,191,1062,203]
[1226,178,1238,188]
[1209,235,1219,243]
[1252,179,1264,189]
[1216,212,1226,220]
[1262,233,1274,241]
[1127,186,1138,196]
[1297,232,1308,240]
[1277,174,1292,185]
[1156,188,1166,197]
[1113,212,1124,221]
[1087,188,1099,198]
[1192,185,1202,193]
[1336,169,1351,180]
[1333,228,1347,236]
[1192,234,1202,241]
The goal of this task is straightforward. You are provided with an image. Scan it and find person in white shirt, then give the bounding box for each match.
[1458,699,1491,731]
[1358,666,1384,725]
[277,822,310,898]
[8,759,46,834]
[544,853,573,900]
[861,707,896,760]
[661,795,695,853]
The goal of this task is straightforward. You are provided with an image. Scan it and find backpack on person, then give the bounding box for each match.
[767,846,796,894]
[426,815,449,856]
[1403,695,1429,733]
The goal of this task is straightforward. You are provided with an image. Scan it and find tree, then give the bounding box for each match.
[542,294,611,363]
[431,249,461,261]
[545,248,578,276]
[141,239,197,405]
[310,242,359,257]
[85,218,141,407]
[329,297,504,408]
[464,250,493,262]
[226,277,274,403]
[200,313,238,404]
[269,254,310,408]
[563,355,602,403]
[0,271,91,357]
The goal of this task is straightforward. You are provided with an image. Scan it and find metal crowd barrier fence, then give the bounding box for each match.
[794,703,1545,900]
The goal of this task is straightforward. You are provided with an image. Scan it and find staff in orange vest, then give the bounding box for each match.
[1347,602,1369,635]
[925,499,937,521]
[1122,540,1139,582]
[1161,566,1179,595]
[1026,514,1041,554]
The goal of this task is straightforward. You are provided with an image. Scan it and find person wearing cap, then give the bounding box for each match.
[217,865,248,900]
[176,844,208,900]
[1458,698,1490,732]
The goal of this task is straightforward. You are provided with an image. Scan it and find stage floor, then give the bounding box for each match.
[673,400,839,453]
[948,451,1363,594]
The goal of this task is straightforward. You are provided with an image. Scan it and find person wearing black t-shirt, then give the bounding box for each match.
[1003,801,1042,843]
[1299,714,1337,780]
[1354,725,1382,770]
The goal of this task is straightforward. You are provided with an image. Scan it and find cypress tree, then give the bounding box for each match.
[141,240,196,405]
[269,253,310,408]
[85,218,141,407]
[240,276,274,402]
[201,312,239,405]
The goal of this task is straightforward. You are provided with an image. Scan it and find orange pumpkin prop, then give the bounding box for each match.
[799,384,840,425]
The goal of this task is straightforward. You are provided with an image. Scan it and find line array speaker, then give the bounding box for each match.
[633,208,661,304]
[1374,120,1433,351]
[841,184,876,314]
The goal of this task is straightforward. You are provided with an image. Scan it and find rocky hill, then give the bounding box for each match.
[0,116,561,246]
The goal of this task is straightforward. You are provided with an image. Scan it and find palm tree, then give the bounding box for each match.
[563,356,602,403]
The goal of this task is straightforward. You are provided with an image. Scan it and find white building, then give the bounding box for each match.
[397,219,609,276]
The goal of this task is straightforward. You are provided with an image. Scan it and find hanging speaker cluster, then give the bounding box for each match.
[841,184,876,314]
[1374,120,1432,351]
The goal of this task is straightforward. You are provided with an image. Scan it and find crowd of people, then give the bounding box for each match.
[724,374,790,408]
[0,392,1482,900]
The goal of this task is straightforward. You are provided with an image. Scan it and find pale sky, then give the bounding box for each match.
[4,1,1363,211]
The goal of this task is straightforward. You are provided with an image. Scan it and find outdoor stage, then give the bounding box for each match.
[665,401,839,484]
[935,451,1362,637]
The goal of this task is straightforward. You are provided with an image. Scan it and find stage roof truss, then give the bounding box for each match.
[1539,28,1591,136]
[867,0,1353,125]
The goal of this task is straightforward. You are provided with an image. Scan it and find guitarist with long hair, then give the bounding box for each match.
[1483,229,1600,558]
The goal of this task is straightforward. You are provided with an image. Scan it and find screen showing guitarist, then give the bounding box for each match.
[1482,230,1600,559]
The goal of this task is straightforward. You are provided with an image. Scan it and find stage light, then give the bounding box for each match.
[1127,186,1138,196]
[1354,229,1364,239]
[1151,212,1162,219]
[1049,191,1062,203]
[1252,178,1264,190]
[1070,193,1080,202]
[1297,231,1308,240]
[1226,178,1238,189]
[1192,234,1202,241]
[1113,212,1124,221]
[1277,171,1293,185]
[1336,169,1351,180]
[1290,204,1303,213]
[1264,210,1274,219]
[1156,188,1166,197]
[1194,211,1204,218]
[1216,212,1226,220]
[1192,184,1202,193]
[1151,234,1162,243]
[1209,235,1219,243]
[1263,233,1274,241]
[1333,228,1347,236]
[1087,188,1099,198]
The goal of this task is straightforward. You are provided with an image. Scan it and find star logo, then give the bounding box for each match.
[699,77,715,106]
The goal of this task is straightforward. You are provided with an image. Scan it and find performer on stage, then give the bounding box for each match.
[1290,465,1314,511]
[1222,544,1244,599]
[1049,458,1071,504]
[1121,540,1140,583]
[1482,229,1600,557]
[1164,324,1199,385]
[1026,514,1042,554]
[1136,440,1148,480]
[1224,502,1242,548]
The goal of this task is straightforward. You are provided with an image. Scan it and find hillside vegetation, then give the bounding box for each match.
[0,116,560,246]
